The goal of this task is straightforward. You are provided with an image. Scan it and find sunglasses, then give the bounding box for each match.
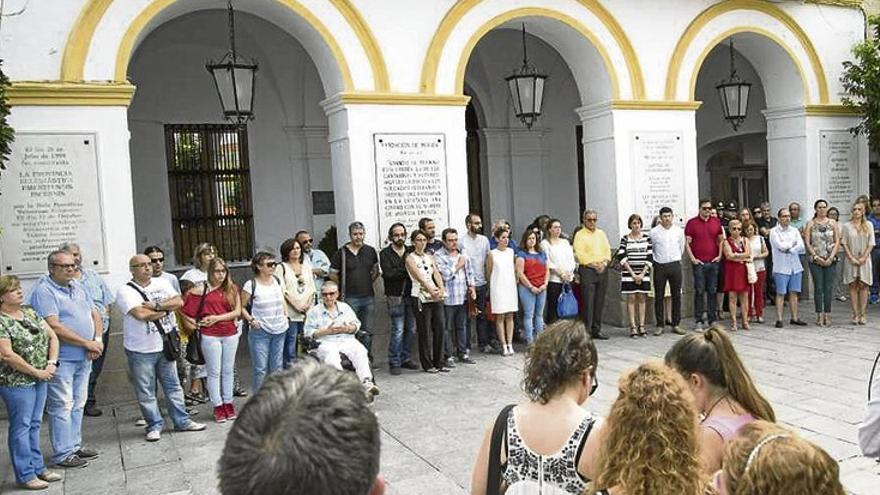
[150,257,165,263]
[263,261,277,268]
[590,371,599,397]
[300,239,313,244]
[21,319,42,335]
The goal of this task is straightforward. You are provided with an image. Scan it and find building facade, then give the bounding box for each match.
[0,0,868,289]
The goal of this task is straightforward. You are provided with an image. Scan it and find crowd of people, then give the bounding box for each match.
[0,194,877,491]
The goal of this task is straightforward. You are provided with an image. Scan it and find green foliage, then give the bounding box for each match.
[0,59,14,176]
[318,225,338,258]
[841,16,880,154]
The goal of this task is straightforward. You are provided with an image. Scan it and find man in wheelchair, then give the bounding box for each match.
[304,281,380,400]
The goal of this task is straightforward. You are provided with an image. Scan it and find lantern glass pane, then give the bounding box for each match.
[234,66,254,113]
[724,85,742,118]
[737,84,750,117]
[213,66,236,114]
[533,77,545,116]
[515,76,536,115]
[507,78,523,115]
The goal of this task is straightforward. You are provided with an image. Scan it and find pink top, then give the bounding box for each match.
[702,413,755,441]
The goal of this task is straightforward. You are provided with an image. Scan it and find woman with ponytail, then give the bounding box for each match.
[716,420,844,495]
[664,326,774,473]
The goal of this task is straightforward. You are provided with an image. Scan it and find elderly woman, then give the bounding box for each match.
[471,319,602,494]
[0,275,61,490]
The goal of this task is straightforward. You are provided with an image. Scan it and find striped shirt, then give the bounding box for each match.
[434,247,475,306]
[243,278,288,334]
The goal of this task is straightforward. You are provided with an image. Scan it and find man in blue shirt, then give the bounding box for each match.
[30,250,104,469]
[434,228,476,365]
[868,198,880,304]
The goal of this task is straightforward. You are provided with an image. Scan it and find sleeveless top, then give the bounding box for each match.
[702,413,754,442]
[408,252,435,301]
[502,409,595,494]
[809,220,835,259]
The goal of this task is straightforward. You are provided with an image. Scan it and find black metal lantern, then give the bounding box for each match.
[206,0,258,125]
[506,24,547,129]
[715,39,751,131]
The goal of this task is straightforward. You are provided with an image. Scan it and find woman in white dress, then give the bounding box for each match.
[487,227,518,355]
[540,219,576,324]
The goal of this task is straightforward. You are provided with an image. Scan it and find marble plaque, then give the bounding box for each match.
[820,130,859,212]
[1,133,107,276]
[632,132,685,224]
[374,133,449,237]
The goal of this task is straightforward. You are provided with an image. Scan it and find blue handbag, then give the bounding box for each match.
[557,283,579,319]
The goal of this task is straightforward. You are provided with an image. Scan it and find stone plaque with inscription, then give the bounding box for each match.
[632,132,685,224]
[820,131,859,213]
[374,133,449,237]
[1,133,107,276]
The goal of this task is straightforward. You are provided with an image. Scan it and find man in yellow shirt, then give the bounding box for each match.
[573,210,611,339]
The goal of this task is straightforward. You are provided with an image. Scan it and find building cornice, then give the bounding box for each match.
[8,81,136,106]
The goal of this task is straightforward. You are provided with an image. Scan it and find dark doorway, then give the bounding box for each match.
[576,125,585,216]
[466,101,484,221]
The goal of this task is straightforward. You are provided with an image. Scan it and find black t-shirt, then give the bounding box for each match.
[380,245,412,297]
[756,216,777,237]
[330,244,378,298]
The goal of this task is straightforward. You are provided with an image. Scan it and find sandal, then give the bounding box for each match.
[816,315,823,326]
[730,322,738,332]
[637,325,647,337]
[742,322,751,331]
[629,326,638,338]
[859,315,867,325]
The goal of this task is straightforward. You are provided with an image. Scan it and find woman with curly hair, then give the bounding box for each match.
[715,420,844,495]
[588,362,707,495]
[471,319,602,494]
[665,326,775,474]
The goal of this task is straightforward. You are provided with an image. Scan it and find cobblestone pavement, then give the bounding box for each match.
[1,306,879,494]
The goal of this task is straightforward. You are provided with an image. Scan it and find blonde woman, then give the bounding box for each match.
[589,362,707,495]
[842,202,874,324]
[181,243,216,284]
[716,421,845,495]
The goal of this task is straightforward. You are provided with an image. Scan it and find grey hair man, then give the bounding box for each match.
[218,361,385,495]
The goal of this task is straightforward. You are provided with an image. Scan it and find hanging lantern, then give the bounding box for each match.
[505,24,547,129]
[715,39,751,131]
[206,0,258,125]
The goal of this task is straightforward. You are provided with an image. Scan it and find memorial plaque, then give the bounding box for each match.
[0,133,107,276]
[632,132,685,224]
[820,131,859,213]
[374,133,449,237]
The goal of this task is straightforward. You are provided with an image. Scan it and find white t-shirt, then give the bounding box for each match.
[180,268,207,284]
[242,278,288,334]
[115,277,179,353]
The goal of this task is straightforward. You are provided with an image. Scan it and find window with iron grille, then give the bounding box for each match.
[164,124,254,264]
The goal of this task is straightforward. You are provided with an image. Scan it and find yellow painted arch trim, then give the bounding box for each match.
[688,27,811,104]
[421,0,644,99]
[61,0,390,92]
[665,0,829,103]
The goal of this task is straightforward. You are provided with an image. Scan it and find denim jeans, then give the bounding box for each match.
[872,248,880,296]
[473,284,492,347]
[86,321,110,408]
[248,328,285,390]
[125,350,190,432]
[387,296,416,367]
[201,333,240,407]
[283,320,303,368]
[517,285,547,343]
[345,296,375,359]
[0,382,48,483]
[692,262,720,324]
[445,304,469,356]
[47,359,91,464]
[809,261,836,313]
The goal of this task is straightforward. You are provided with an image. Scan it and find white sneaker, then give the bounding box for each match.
[145,430,160,442]
[135,418,147,427]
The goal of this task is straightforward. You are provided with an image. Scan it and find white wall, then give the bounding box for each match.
[126,10,331,268]
[464,29,582,235]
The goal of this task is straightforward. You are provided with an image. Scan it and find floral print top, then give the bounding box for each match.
[0,306,49,387]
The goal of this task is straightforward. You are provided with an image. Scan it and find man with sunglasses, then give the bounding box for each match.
[144,246,180,294]
[685,199,725,331]
[29,250,104,469]
[572,209,612,340]
[304,281,379,401]
[295,230,331,293]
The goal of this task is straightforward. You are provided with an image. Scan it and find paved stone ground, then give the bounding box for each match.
[1,304,879,494]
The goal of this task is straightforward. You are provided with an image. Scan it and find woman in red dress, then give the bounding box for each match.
[723,219,752,331]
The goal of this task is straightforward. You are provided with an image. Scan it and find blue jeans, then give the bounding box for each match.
[248,328,285,390]
[387,296,416,367]
[283,320,303,368]
[201,333,240,407]
[517,285,547,343]
[47,359,91,464]
[346,296,375,359]
[125,350,190,432]
[692,262,720,324]
[445,304,469,355]
[0,382,48,483]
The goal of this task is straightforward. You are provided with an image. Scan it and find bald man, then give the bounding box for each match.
[114,254,206,442]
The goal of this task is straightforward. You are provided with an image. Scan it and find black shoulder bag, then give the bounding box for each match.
[126,282,180,361]
[487,404,515,495]
[185,284,208,365]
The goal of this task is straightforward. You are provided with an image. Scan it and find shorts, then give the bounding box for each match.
[773,272,802,295]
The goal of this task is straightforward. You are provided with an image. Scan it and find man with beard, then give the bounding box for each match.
[379,223,418,375]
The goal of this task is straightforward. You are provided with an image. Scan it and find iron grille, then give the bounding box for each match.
[164,124,254,264]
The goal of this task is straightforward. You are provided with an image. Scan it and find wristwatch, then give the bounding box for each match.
[154,301,161,311]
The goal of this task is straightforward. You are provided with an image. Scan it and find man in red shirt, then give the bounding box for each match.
[685,199,725,330]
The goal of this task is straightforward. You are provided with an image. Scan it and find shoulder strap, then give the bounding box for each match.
[196,282,209,320]
[340,244,347,300]
[246,278,256,314]
[487,404,515,495]
[574,416,596,467]
[126,281,166,334]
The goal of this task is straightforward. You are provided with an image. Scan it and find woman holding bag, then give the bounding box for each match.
[722,219,752,331]
[275,239,315,367]
[745,222,769,323]
[540,219,576,323]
